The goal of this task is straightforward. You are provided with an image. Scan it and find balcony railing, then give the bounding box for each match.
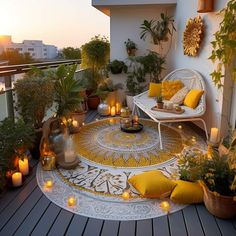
[0,60,82,121]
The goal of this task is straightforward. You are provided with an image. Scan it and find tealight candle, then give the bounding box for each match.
[82,122,85,126]
[72,120,78,128]
[178,125,182,130]
[19,157,29,175]
[44,178,53,189]
[210,128,219,143]
[109,118,115,125]
[67,196,77,207]
[160,201,170,213]
[111,106,116,116]
[116,103,121,115]
[122,190,130,200]
[12,172,22,187]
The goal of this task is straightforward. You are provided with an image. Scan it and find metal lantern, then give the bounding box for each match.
[97,101,110,116]
[41,154,56,171]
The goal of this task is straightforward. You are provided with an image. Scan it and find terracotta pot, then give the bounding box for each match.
[201,183,236,219]
[70,111,87,126]
[87,95,100,110]
[157,102,164,109]
[197,0,214,13]
[127,48,136,57]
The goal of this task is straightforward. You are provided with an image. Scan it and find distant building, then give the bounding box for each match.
[0,35,58,59]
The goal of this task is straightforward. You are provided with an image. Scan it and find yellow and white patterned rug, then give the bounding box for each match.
[73,118,183,168]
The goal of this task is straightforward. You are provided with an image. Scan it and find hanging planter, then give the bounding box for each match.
[197,0,214,13]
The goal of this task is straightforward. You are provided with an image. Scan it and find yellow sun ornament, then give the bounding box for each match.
[183,16,204,57]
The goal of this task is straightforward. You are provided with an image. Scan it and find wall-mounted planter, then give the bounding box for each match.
[197,0,214,13]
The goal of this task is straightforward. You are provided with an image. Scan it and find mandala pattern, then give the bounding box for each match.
[72,118,183,167]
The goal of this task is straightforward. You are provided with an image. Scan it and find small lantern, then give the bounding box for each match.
[41,143,56,171]
[197,0,214,13]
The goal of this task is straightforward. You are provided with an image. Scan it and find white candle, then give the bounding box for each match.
[111,106,116,116]
[19,157,29,175]
[210,128,219,143]
[12,172,22,187]
[116,103,121,115]
[64,150,76,163]
[72,120,78,128]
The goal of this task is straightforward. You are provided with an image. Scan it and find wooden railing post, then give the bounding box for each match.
[4,75,14,120]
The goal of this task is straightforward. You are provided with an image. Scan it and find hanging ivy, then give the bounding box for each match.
[209,0,236,88]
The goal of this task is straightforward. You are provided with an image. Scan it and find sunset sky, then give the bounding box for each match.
[0,0,110,48]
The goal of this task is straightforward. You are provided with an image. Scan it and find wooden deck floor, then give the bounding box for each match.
[0,110,236,236]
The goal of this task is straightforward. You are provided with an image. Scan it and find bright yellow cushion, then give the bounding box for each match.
[148,83,162,97]
[162,81,183,100]
[128,170,176,198]
[184,89,204,109]
[170,180,203,204]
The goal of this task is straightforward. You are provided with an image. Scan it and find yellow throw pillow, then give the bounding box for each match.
[148,83,162,97]
[162,81,184,100]
[128,170,176,198]
[184,89,204,109]
[170,180,203,204]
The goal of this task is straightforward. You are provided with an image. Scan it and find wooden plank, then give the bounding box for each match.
[83,218,104,236]
[196,204,221,236]
[0,162,38,213]
[101,220,120,236]
[0,177,37,230]
[85,110,99,123]
[47,209,73,236]
[118,221,136,236]
[30,203,61,236]
[153,215,170,236]
[136,219,152,236]
[14,195,51,236]
[215,218,236,236]
[65,215,88,236]
[182,205,204,236]
[168,211,187,236]
[0,187,42,235]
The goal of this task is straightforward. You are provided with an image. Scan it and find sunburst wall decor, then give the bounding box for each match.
[183,16,204,57]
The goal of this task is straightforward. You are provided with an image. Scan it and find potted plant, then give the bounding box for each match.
[156,96,164,109]
[124,39,137,57]
[14,67,55,158]
[108,60,127,74]
[81,35,110,109]
[125,57,146,110]
[0,118,35,190]
[140,13,176,46]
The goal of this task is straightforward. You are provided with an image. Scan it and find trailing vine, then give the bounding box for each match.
[209,0,236,88]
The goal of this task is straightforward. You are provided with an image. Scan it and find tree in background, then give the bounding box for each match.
[0,49,34,65]
[61,47,81,59]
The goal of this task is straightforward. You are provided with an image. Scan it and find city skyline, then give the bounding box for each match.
[0,0,110,49]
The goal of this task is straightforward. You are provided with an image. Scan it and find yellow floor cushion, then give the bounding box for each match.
[148,82,162,97]
[184,89,204,109]
[128,170,177,198]
[170,180,203,204]
[162,80,184,100]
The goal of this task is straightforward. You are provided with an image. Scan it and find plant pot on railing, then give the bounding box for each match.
[197,0,214,13]
[201,182,236,219]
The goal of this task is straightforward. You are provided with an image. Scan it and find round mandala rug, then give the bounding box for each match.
[72,118,183,168]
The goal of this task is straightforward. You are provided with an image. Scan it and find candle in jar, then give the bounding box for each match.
[116,103,121,115]
[133,115,139,124]
[178,125,182,130]
[160,201,170,213]
[19,157,29,175]
[210,128,219,143]
[67,196,77,207]
[122,190,130,200]
[45,178,53,189]
[72,120,78,128]
[109,118,115,125]
[64,150,76,163]
[111,106,116,116]
[12,172,22,187]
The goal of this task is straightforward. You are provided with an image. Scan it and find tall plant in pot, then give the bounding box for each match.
[81,35,110,109]
[14,67,55,158]
[124,39,137,57]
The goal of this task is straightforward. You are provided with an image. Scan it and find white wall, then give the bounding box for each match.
[170,0,230,134]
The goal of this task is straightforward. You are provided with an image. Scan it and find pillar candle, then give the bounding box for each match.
[19,157,29,175]
[116,103,121,115]
[64,150,76,163]
[12,172,22,187]
[210,128,219,143]
[111,106,116,116]
[72,120,78,128]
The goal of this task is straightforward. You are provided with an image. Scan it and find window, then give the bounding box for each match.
[44,53,47,56]
[32,53,35,56]
[16,48,22,51]
[44,48,47,51]
[28,48,34,51]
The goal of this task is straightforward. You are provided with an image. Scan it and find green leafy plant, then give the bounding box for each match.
[156,96,163,103]
[0,118,35,190]
[140,13,176,46]
[209,0,236,88]
[108,60,127,74]
[61,47,81,59]
[124,39,137,50]
[54,64,83,117]
[15,67,55,129]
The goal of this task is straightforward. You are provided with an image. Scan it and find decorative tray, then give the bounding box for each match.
[121,123,143,133]
[151,106,185,114]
